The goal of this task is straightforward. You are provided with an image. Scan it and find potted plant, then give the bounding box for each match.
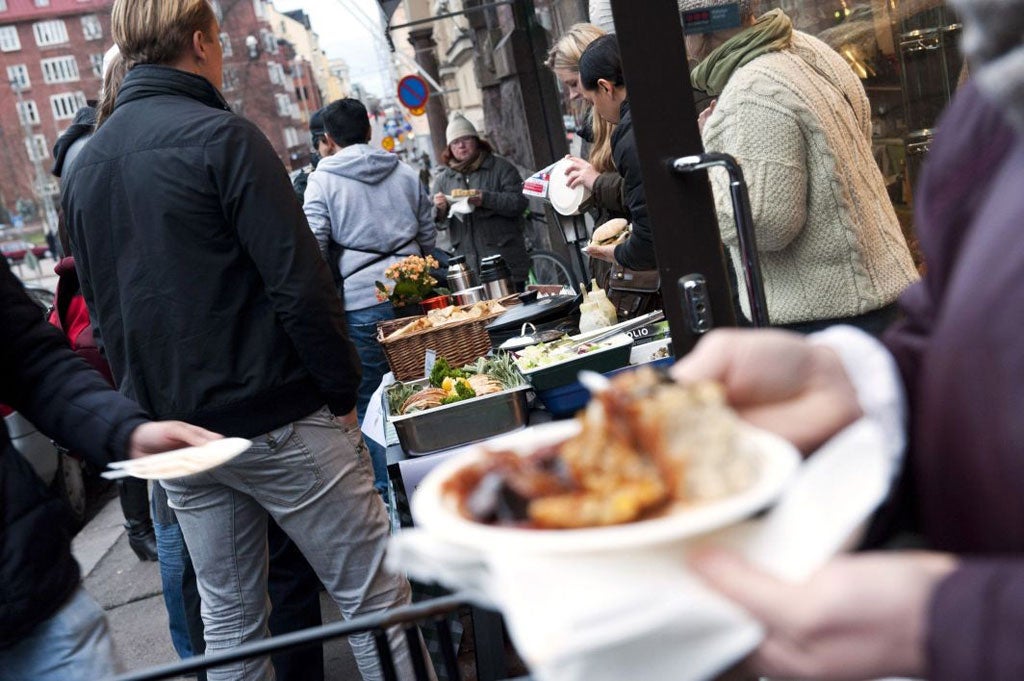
[375,254,442,316]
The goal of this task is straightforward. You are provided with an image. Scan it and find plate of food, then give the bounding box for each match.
[103,437,252,481]
[411,368,800,553]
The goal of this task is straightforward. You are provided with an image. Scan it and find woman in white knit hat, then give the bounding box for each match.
[680,0,919,334]
[431,114,530,285]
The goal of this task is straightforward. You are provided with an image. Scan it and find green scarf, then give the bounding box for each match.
[691,9,793,97]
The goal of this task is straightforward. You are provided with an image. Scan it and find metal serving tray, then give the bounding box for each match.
[386,380,531,456]
[517,332,634,392]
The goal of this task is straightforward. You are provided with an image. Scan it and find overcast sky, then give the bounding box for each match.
[272,0,393,96]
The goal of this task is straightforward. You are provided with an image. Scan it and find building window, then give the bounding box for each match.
[41,55,80,84]
[275,93,291,117]
[34,0,49,6]
[231,98,244,115]
[211,0,223,22]
[50,91,86,120]
[0,1,8,11]
[17,100,40,125]
[267,61,284,85]
[283,126,299,148]
[89,52,104,77]
[25,133,48,161]
[219,32,232,57]
[0,25,20,51]
[7,63,29,89]
[34,20,69,47]
[81,14,102,41]
[222,66,238,92]
[261,29,277,55]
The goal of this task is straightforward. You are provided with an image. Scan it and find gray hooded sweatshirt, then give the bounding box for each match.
[304,143,435,310]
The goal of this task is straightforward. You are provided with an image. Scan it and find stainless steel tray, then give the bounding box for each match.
[386,381,531,456]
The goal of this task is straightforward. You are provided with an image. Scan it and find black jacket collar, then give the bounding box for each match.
[116,64,230,113]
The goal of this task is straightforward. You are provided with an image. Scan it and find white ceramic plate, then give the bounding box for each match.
[411,420,800,554]
[103,437,252,481]
[547,158,591,215]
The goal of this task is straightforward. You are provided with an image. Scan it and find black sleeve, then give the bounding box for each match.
[612,127,658,270]
[0,259,148,467]
[480,159,529,218]
[209,118,362,416]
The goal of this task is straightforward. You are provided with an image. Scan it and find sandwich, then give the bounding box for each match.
[589,218,630,247]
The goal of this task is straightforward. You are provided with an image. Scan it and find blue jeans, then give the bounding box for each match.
[346,301,394,495]
[161,407,416,681]
[0,587,122,680]
[153,514,194,659]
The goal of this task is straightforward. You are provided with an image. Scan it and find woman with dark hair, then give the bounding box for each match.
[578,35,657,274]
[431,114,530,286]
[548,24,660,319]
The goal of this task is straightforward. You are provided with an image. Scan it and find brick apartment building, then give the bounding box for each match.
[0,0,308,229]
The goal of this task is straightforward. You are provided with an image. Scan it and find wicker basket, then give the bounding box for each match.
[377,297,518,381]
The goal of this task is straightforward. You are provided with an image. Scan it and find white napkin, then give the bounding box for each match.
[387,326,906,681]
[447,197,475,221]
[361,371,394,449]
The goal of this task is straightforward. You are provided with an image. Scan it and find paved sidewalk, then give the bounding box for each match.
[73,496,360,680]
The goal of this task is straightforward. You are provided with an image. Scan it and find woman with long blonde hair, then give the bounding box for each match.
[546,23,618,195]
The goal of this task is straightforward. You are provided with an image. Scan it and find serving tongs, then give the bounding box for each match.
[565,309,665,350]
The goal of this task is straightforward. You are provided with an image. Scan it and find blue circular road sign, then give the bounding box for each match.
[397,75,429,110]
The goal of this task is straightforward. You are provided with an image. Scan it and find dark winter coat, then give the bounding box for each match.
[63,65,361,436]
[0,257,148,649]
[876,82,1024,680]
[432,152,530,282]
[610,101,657,271]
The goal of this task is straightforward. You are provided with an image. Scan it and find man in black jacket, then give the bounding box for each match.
[53,103,328,681]
[63,7,415,679]
[0,257,218,680]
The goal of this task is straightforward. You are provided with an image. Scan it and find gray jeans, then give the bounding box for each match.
[162,406,414,681]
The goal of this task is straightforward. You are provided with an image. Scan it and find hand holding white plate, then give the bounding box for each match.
[411,420,800,554]
[548,157,591,215]
[103,437,252,480]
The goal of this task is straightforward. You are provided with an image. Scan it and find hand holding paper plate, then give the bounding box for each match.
[102,437,252,480]
[548,157,592,215]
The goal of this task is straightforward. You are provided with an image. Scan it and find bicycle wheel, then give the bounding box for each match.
[527,250,577,292]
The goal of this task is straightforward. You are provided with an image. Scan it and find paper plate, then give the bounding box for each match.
[411,420,800,554]
[548,158,592,216]
[104,437,252,481]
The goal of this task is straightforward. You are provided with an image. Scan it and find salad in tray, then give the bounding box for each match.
[511,335,626,371]
[386,354,525,416]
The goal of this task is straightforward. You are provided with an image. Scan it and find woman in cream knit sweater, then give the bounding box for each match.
[688,1,918,333]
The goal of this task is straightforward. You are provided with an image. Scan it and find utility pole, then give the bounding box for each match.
[10,79,58,238]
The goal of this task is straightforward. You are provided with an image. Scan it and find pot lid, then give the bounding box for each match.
[485,294,579,333]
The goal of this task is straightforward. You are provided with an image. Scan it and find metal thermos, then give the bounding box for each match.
[479,254,514,300]
[445,254,474,292]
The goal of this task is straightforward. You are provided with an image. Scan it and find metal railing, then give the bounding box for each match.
[109,594,468,681]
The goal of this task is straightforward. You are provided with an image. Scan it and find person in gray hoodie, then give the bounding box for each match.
[304,98,435,492]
